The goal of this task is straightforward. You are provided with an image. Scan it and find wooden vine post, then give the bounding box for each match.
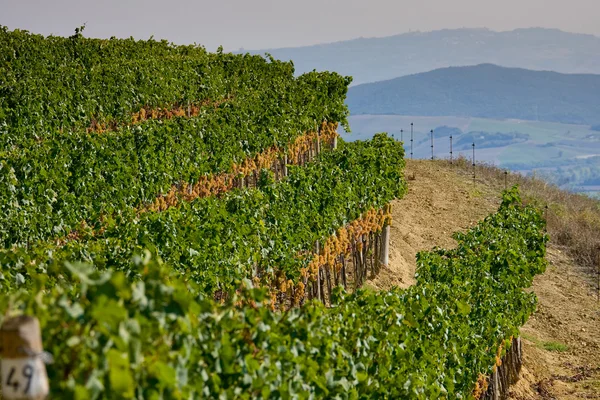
[380,204,391,268]
[481,337,523,400]
[1,316,49,399]
[317,130,321,154]
[315,241,322,303]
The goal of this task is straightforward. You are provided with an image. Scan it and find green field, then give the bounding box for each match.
[342,115,600,191]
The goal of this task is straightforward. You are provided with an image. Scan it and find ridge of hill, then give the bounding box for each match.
[381,159,600,399]
[245,28,600,85]
[346,64,600,125]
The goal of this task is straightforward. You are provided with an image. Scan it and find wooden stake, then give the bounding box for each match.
[374,232,380,273]
[371,233,376,277]
[363,236,368,281]
[351,245,356,285]
[380,224,390,268]
[342,257,347,289]
[333,257,339,288]
[317,133,321,155]
[315,241,322,302]
[320,268,326,304]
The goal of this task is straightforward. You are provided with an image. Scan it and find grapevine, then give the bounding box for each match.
[0,188,547,398]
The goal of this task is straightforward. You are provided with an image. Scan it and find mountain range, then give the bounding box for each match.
[346,64,600,125]
[245,28,600,85]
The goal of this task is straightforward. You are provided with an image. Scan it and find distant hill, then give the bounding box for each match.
[346,64,600,125]
[244,28,600,85]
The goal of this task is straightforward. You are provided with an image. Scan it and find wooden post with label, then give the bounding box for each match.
[1,316,49,400]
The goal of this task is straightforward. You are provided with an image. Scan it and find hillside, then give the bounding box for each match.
[245,28,600,85]
[382,160,600,399]
[346,64,600,125]
[2,27,598,399]
[4,28,536,398]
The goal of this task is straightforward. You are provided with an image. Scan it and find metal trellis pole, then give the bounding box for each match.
[472,143,476,183]
[430,129,434,160]
[410,123,414,159]
[450,135,453,164]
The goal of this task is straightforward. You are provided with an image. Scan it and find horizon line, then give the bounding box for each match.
[241,26,600,53]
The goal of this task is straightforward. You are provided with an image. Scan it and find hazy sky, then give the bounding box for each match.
[1,0,599,51]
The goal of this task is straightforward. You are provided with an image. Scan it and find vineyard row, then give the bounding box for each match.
[1,26,351,141]
[145,122,338,213]
[0,187,547,398]
[0,135,406,298]
[0,116,341,247]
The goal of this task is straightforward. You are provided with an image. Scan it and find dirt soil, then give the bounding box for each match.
[368,160,499,290]
[509,248,600,400]
[372,160,600,399]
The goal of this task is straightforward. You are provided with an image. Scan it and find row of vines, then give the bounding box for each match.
[0,188,547,398]
[0,26,351,247]
[0,135,406,300]
[0,26,350,139]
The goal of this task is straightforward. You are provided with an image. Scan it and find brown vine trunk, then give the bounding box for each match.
[480,337,523,400]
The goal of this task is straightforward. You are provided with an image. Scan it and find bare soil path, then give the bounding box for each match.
[374,160,600,399]
[368,160,499,290]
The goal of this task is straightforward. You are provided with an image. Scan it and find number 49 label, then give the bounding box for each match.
[1,358,49,399]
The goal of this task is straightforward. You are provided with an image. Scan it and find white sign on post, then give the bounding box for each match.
[1,357,49,399]
[1,316,50,400]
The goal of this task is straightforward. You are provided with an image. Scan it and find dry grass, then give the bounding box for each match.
[440,156,600,291]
